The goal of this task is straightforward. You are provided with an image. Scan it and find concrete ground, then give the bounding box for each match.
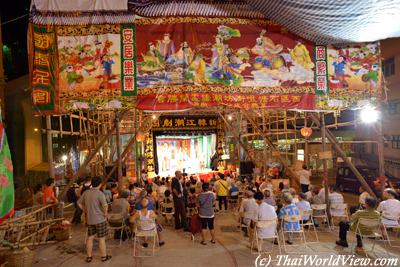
[31,208,400,267]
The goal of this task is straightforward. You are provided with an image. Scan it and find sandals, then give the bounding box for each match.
[101,255,112,262]
[200,241,207,245]
[86,257,93,263]
[210,240,216,244]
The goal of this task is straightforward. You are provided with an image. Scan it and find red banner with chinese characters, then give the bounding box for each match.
[136,17,316,110]
[137,93,314,110]
[29,25,57,112]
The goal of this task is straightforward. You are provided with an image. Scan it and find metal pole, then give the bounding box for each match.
[115,112,123,190]
[46,116,55,179]
[321,114,331,220]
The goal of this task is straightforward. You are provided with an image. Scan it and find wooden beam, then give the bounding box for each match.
[46,116,55,179]
[115,112,123,190]
[309,113,376,198]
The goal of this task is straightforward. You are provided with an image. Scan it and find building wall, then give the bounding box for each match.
[354,38,400,178]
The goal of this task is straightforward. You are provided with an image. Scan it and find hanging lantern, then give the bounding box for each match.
[300,127,312,137]
[136,130,146,142]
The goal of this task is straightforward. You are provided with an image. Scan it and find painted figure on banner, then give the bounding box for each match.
[158,33,175,63]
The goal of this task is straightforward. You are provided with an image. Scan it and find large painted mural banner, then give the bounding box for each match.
[135,18,316,110]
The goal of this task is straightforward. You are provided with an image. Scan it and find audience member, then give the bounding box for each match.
[171,171,188,231]
[263,189,275,207]
[278,193,300,244]
[214,173,229,211]
[198,183,216,245]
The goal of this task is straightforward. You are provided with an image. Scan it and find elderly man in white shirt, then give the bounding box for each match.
[249,191,277,247]
[328,185,344,216]
[377,188,400,226]
[239,191,258,229]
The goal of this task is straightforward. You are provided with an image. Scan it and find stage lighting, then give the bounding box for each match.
[152,114,157,120]
[228,115,233,121]
[360,106,378,123]
[61,155,68,162]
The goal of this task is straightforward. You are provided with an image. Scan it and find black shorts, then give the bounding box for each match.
[200,217,214,230]
[87,221,108,238]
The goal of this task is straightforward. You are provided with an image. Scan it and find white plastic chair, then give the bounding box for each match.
[353,218,386,257]
[133,220,159,257]
[311,204,331,230]
[251,220,281,255]
[330,203,349,228]
[380,211,400,248]
[299,209,319,242]
[280,214,307,253]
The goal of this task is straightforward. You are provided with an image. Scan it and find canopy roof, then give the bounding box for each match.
[129,0,400,44]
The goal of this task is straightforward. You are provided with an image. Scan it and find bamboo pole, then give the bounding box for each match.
[321,114,331,220]
[46,116,55,179]
[59,109,129,199]
[309,113,376,198]
[115,112,123,190]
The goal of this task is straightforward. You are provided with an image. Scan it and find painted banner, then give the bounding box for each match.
[317,43,382,109]
[0,112,14,223]
[136,17,316,110]
[29,23,136,113]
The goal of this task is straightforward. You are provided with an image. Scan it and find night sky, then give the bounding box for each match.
[1,0,30,80]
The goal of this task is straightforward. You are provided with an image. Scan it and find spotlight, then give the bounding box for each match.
[360,106,378,123]
[34,128,39,132]
[152,114,157,120]
[61,155,68,162]
[228,115,233,121]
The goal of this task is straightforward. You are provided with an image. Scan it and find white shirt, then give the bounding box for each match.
[296,200,312,220]
[318,188,326,202]
[296,169,311,185]
[239,198,258,226]
[329,192,344,216]
[256,202,277,238]
[377,199,400,226]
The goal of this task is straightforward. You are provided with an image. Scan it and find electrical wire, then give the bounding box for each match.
[1,14,28,26]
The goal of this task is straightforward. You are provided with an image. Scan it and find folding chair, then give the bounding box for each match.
[251,220,281,255]
[160,201,175,226]
[311,204,331,230]
[107,213,130,245]
[330,203,349,228]
[133,220,159,257]
[299,209,318,242]
[380,211,400,248]
[228,191,239,209]
[280,214,307,253]
[353,218,386,257]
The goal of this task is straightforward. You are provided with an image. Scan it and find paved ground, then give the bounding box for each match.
[31,208,400,267]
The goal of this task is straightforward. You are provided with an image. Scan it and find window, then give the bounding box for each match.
[297,149,304,161]
[383,57,395,76]
[388,102,400,115]
[392,135,400,149]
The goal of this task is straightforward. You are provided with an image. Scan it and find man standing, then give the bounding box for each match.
[296,165,311,193]
[78,176,111,263]
[171,170,187,230]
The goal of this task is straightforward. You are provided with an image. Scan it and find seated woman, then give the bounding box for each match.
[109,190,131,226]
[130,198,165,247]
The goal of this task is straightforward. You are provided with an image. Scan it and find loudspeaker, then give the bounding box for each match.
[240,161,255,175]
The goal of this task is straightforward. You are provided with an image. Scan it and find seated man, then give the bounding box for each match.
[328,185,344,216]
[295,192,311,222]
[278,193,300,244]
[335,197,380,253]
[109,190,131,226]
[130,198,165,247]
[263,189,275,207]
[350,187,370,214]
[251,192,277,246]
[239,191,258,233]
[377,188,400,227]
